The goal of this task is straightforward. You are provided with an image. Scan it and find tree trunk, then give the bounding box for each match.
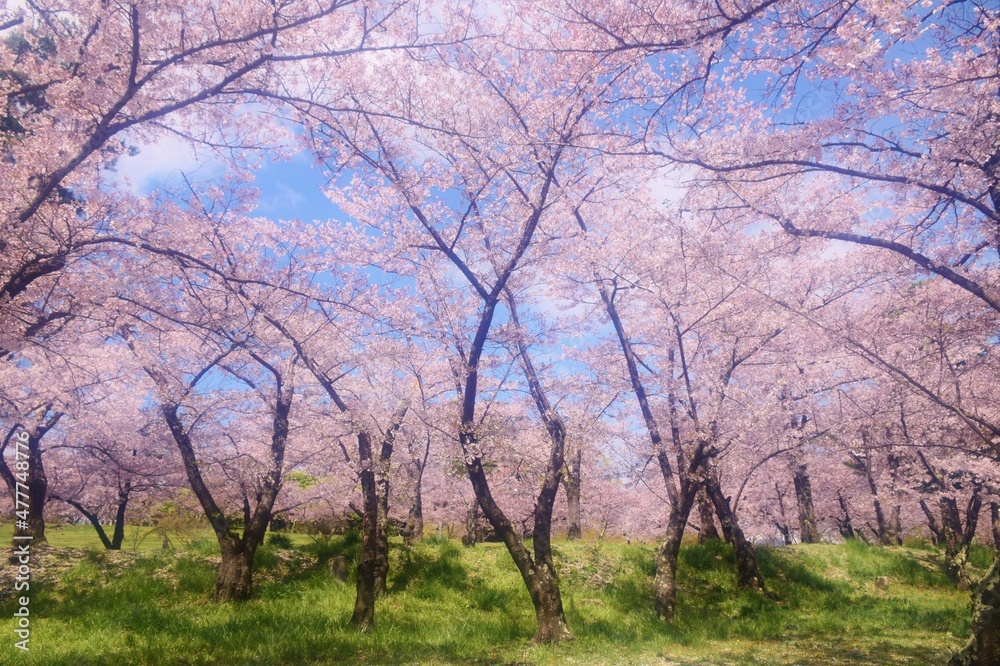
[1,424,56,545]
[705,463,764,591]
[155,371,291,607]
[836,491,857,540]
[872,497,892,545]
[403,434,429,545]
[57,483,130,551]
[565,447,582,540]
[462,289,573,643]
[353,401,408,622]
[351,431,379,630]
[653,481,699,622]
[921,498,944,545]
[991,503,1000,551]
[216,536,256,601]
[374,470,390,598]
[941,496,973,587]
[791,461,821,543]
[950,556,1000,666]
[697,486,720,543]
[110,481,131,550]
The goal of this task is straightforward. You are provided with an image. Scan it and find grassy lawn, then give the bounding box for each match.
[0,525,977,665]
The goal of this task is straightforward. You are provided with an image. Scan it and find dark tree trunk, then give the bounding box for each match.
[1,418,59,545]
[56,480,130,550]
[950,556,1000,666]
[369,402,407,598]
[110,481,130,550]
[565,447,582,540]
[464,456,572,642]
[18,441,47,543]
[351,430,379,630]
[460,289,572,643]
[990,502,1000,551]
[941,496,972,587]
[965,489,983,546]
[216,536,257,601]
[705,464,764,591]
[921,498,944,545]
[653,479,699,622]
[836,491,857,540]
[403,434,430,545]
[872,497,892,545]
[153,362,292,607]
[772,482,791,545]
[792,462,821,543]
[373,467,390,598]
[697,486,720,543]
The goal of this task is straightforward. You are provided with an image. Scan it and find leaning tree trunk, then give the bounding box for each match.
[565,447,583,540]
[466,457,572,642]
[705,463,764,591]
[836,491,857,540]
[920,498,944,545]
[473,289,573,643]
[950,556,1000,666]
[653,478,700,622]
[57,480,131,550]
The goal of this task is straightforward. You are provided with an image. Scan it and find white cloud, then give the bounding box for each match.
[647,165,693,206]
[110,134,225,195]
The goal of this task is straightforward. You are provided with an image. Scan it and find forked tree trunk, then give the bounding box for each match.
[467,289,572,643]
[57,480,131,550]
[154,365,292,607]
[653,480,699,622]
[465,458,572,642]
[705,464,764,591]
[940,492,983,589]
[1,418,60,545]
[565,447,582,540]
[697,486,720,542]
[950,556,1000,666]
[351,402,408,627]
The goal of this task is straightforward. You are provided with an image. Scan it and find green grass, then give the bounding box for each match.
[0,527,976,665]
[0,524,316,553]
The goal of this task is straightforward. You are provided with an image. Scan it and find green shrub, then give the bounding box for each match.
[268,532,294,549]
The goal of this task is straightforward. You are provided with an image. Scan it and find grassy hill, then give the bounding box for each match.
[0,525,981,664]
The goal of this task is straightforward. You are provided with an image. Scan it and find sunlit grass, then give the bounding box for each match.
[0,525,974,665]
